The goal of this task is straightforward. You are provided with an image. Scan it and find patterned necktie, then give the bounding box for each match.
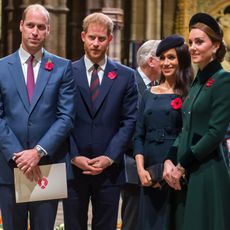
[148,81,158,87]
[90,63,100,105]
[27,55,35,103]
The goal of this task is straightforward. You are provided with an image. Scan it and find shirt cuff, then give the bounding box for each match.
[104,156,114,165]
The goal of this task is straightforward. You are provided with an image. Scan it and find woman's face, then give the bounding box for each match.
[189,28,219,70]
[160,48,179,79]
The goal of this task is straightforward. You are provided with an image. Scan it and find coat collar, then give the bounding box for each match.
[196,60,222,84]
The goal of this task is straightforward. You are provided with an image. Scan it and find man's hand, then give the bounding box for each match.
[15,149,41,174]
[24,166,42,182]
[88,156,112,170]
[71,156,104,175]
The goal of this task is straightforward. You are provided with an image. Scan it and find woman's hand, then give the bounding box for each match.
[163,160,183,190]
[137,168,153,187]
[135,154,152,187]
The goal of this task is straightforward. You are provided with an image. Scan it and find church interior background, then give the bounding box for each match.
[0,0,229,71]
[0,0,229,228]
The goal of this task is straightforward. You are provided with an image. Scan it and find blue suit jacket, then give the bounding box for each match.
[69,57,138,184]
[0,50,76,184]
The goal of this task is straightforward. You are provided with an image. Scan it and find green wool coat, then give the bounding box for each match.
[168,60,230,230]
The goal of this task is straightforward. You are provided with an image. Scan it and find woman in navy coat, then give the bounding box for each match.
[134,35,193,230]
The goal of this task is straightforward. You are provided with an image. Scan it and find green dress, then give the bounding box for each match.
[168,60,230,230]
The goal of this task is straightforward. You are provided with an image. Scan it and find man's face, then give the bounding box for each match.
[20,9,50,54]
[81,23,113,63]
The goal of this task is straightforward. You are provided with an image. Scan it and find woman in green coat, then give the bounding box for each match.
[163,13,230,230]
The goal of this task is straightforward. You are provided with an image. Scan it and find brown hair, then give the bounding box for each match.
[82,12,114,35]
[190,22,226,62]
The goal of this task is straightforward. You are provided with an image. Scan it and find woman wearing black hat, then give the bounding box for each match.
[134,34,193,230]
[163,13,230,230]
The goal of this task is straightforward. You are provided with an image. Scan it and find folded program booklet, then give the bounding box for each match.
[14,163,67,203]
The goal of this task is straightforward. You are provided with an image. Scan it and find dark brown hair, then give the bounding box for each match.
[160,43,194,100]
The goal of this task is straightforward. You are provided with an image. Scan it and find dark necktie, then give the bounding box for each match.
[27,55,35,103]
[90,64,100,105]
[148,81,158,87]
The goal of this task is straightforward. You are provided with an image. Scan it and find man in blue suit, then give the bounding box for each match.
[63,12,138,230]
[121,40,161,230]
[0,4,75,230]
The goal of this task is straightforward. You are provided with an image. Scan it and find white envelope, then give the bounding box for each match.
[14,163,67,203]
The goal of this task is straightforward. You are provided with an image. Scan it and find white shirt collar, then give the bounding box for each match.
[19,45,43,64]
[84,55,107,72]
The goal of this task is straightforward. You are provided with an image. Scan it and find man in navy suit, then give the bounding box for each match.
[121,40,161,230]
[63,12,138,230]
[0,4,75,230]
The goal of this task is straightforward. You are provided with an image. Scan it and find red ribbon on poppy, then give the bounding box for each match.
[38,177,48,189]
[171,97,182,110]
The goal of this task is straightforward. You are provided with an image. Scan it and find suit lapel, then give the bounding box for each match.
[93,59,117,116]
[8,52,30,112]
[135,71,147,96]
[30,51,52,112]
[74,58,93,116]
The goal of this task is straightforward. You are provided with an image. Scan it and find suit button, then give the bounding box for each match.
[188,111,191,114]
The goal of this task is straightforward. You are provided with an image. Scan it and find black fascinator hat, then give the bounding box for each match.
[156,34,184,57]
[189,12,221,36]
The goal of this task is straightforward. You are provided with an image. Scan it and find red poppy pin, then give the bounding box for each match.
[45,58,54,71]
[206,78,215,87]
[171,97,182,110]
[38,177,48,189]
[107,71,117,80]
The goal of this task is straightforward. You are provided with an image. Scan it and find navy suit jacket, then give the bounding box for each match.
[69,57,138,184]
[0,50,76,184]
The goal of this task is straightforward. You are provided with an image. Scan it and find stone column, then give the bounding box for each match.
[4,0,20,54]
[67,0,86,60]
[102,7,124,62]
[146,0,161,39]
[130,0,145,41]
[44,0,69,57]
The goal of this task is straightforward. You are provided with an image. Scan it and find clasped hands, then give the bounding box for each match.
[14,149,42,182]
[72,156,112,175]
[163,159,185,190]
